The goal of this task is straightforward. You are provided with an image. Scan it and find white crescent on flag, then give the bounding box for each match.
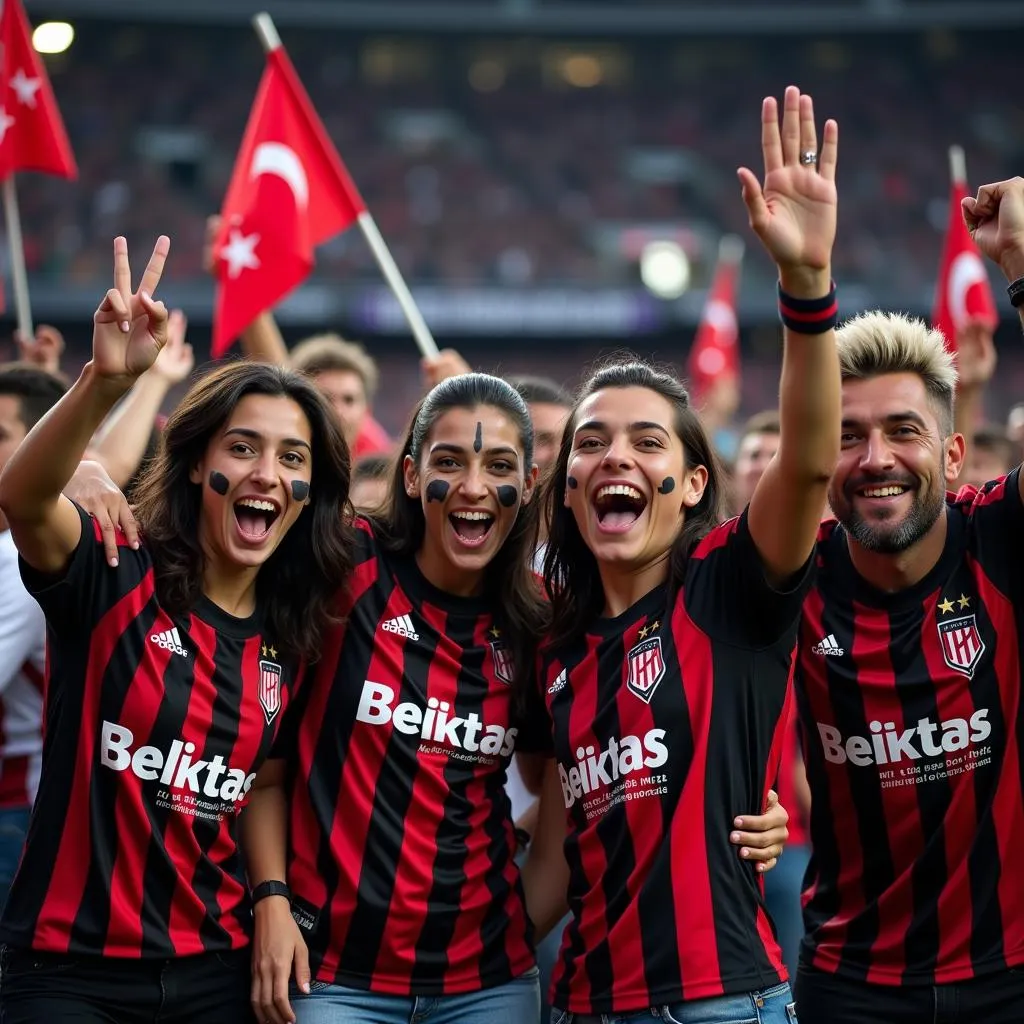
[250,142,309,208]
[948,250,989,329]
[703,298,737,341]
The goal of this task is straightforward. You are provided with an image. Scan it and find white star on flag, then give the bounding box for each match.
[0,108,16,144]
[220,228,261,278]
[9,68,40,108]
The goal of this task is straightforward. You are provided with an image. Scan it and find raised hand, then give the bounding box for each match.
[954,319,997,391]
[15,324,64,374]
[962,177,1024,283]
[738,86,838,293]
[151,310,194,385]
[93,235,171,383]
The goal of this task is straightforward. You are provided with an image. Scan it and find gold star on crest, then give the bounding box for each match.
[261,643,269,657]
[269,645,277,659]
[637,625,650,640]
[648,620,661,633]
[488,626,501,640]
[957,594,971,610]
[938,597,955,615]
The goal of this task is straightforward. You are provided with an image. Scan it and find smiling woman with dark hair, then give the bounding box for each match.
[0,237,354,1024]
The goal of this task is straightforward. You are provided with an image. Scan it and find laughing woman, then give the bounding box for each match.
[0,237,353,1024]
[523,86,840,1024]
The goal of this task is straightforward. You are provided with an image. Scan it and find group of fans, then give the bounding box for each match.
[0,84,1021,1024]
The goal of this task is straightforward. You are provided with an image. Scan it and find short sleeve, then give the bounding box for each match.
[959,467,1024,598]
[683,509,815,649]
[514,661,554,756]
[18,501,153,641]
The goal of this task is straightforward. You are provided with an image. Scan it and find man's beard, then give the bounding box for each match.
[837,483,945,554]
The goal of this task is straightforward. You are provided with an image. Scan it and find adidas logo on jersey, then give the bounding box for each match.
[150,627,188,658]
[382,614,419,642]
[100,721,256,802]
[548,669,568,694]
[812,633,844,656]
[818,709,991,767]
[355,680,516,758]
[560,729,668,809]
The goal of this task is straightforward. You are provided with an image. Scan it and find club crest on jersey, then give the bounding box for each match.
[259,644,282,724]
[937,614,985,679]
[626,634,665,703]
[488,627,514,685]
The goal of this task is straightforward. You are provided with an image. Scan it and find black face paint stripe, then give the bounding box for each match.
[208,471,229,495]
[426,480,450,503]
[567,476,579,489]
[291,480,310,502]
[474,421,482,453]
[496,485,519,508]
[657,477,676,495]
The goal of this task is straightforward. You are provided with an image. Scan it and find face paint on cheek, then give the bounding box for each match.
[291,480,310,502]
[496,485,519,508]
[567,476,579,490]
[474,421,482,453]
[657,477,676,495]
[425,480,450,503]
[208,471,229,496]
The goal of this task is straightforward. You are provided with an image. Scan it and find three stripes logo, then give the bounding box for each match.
[382,614,420,642]
[812,633,844,657]
[150,626,188,658]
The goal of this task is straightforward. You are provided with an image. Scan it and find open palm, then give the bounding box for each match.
[93,235,171,382]
[738,88,838,274]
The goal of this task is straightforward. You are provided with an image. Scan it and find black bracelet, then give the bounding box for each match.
[251,880,291,905]
[1008,277,1024,309]
[778,280,839,335]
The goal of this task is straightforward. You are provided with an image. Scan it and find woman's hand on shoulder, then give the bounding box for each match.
[66,459,140,567]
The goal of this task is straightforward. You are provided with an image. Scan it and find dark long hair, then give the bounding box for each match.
[542,359,724,643]
[368,373,547,696]
[131,361,354,660]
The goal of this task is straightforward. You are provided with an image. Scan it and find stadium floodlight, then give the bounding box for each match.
[640,240,690,300]
[32,21,74,55]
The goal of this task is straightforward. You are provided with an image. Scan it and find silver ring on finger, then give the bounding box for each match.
[800,150,818,166]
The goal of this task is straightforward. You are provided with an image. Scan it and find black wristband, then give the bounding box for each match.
[1007,277,1024,309]
[778,280,839,335]
[251,880,290,905]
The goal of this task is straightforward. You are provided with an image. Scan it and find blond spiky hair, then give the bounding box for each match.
[835,311,958,434]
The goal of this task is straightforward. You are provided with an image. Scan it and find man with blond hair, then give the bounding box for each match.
[794,177,1024,1023]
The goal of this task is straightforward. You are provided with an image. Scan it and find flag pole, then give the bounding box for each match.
[250,12,440,360]
[948,145,967,187]
[2,176,33,338]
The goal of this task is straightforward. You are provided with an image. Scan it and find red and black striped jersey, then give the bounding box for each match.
[281,517,534,995]
[0,503,302,957]
[527,512,811,1014]
[796,469,1024,984]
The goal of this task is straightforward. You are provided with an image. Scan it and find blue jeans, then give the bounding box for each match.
[551,981,797,1024]
[537,914,571,1023]
[762,842,811,982]
[0,806,29,912]
[293,966,540,1023]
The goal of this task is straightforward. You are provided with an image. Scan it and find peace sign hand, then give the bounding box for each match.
[92,235,171,383]
[737,86,838,294]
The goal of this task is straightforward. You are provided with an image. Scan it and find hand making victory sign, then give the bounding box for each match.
[92,234,172,382]
[738,85,838,295]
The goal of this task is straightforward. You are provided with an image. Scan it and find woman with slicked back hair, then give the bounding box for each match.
[0,236,354,1024]
[246,372,552,1024]
[520,87,842,1024]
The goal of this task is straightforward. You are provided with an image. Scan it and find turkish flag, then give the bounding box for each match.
[213,46,366,356]
[932,177,997,354]
[0,0,77,180]
[687,237,743,401]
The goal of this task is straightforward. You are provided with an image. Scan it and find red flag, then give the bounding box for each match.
[687,236,743,401]
[932,150,997,354]
[213,46,366,356]
[0,0,77,180]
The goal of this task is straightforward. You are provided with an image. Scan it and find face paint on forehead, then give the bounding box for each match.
[426,480,450,503]
[208,471,229,495]
[657,477,676,495]
[496,485,519,508]
[291,480,310,502]
[474,420,482,454]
